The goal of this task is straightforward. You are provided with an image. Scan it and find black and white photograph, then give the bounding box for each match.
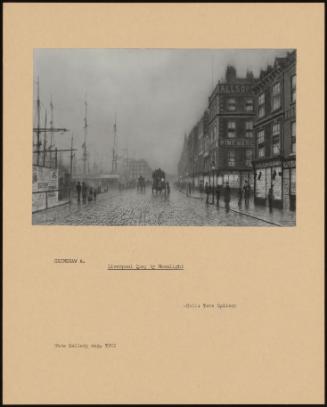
[32,49,296,226]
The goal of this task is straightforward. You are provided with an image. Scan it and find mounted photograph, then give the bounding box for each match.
[32,48,296,226]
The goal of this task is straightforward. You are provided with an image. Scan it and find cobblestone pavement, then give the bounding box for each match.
[32,187,282,226]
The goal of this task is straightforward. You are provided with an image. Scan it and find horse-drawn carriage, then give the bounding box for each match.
[152,168,170,195]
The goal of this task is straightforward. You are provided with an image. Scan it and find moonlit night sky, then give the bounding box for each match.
[34,49,291,174]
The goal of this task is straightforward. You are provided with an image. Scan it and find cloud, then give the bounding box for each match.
[34,48,292,174]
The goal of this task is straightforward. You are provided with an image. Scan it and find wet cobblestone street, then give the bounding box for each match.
[32,187,283,226]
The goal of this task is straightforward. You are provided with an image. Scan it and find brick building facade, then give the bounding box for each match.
[252,51,296,210]
[178,52,296,211]
[178,65,256,190]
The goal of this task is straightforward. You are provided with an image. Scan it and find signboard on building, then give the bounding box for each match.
[218,84,252,94]
[220,139,254,147]
[32,166,58,212]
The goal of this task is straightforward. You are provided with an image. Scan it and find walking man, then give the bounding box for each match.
[215,184,221,207]
[76,181,81,203]
[237,186,243,208]
[243,181,250,209]
[82,182,87,203]
[205,182,210,204]
[224,182,231,212]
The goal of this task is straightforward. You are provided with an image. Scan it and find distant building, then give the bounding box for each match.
[252,51,296,210]
[124,158,152,182]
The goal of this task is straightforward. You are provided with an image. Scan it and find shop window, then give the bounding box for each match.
[291,75,296,103]
[272,82,281,111]
[271,167,282,200]
[255,169,266,198]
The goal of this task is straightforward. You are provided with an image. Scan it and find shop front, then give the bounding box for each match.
[254,159,283,209]
[216,170,254,189]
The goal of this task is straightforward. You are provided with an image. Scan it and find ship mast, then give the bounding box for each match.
[82,97,88,177]
[36,76,41,165]
[49,95,54,148]
[112,114,118,173]
[43,109,47,166]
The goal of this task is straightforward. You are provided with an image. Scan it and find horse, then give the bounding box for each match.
[152,177,166,195]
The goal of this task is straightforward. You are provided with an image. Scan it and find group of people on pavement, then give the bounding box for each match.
[204,181,252,212]
[237,181,251,209]
[75,181,97,204]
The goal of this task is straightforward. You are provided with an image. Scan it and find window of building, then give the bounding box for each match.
[227,98,236,111]
[245,99,254,112]
[272,142,280,155]
[214,125,217,140]
[258,147,265,158]
[291,121,296,154]
[258,92,265,118]
[245,121,253,137]
[272,122,281,155]
[272,122,280,136]
[245,149,253,166]
[257,129,265,145]
[227,121,236,138]
[291,74,296,103]
[228,150,236,167]
[272,82,281,111]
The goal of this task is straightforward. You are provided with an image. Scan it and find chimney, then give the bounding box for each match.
[225,65,237,82]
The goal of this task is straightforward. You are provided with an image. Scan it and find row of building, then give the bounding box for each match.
[178,51,296,211]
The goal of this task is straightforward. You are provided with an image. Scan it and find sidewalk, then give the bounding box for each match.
[180,189,204,200]
[182,189,296,226]
[229,201,296,227]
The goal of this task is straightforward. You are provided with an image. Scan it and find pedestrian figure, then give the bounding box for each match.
[205,182,210,204]
[81,182,87,203]
[215,184,221,206]
[268,186,273,213]
[166,181,170,195]
[237,186,243,208]
[243,181,250,209]
[93,188,97,201]
[224,182,231,212]
[88,187,93,202]
[76,181,81,203]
